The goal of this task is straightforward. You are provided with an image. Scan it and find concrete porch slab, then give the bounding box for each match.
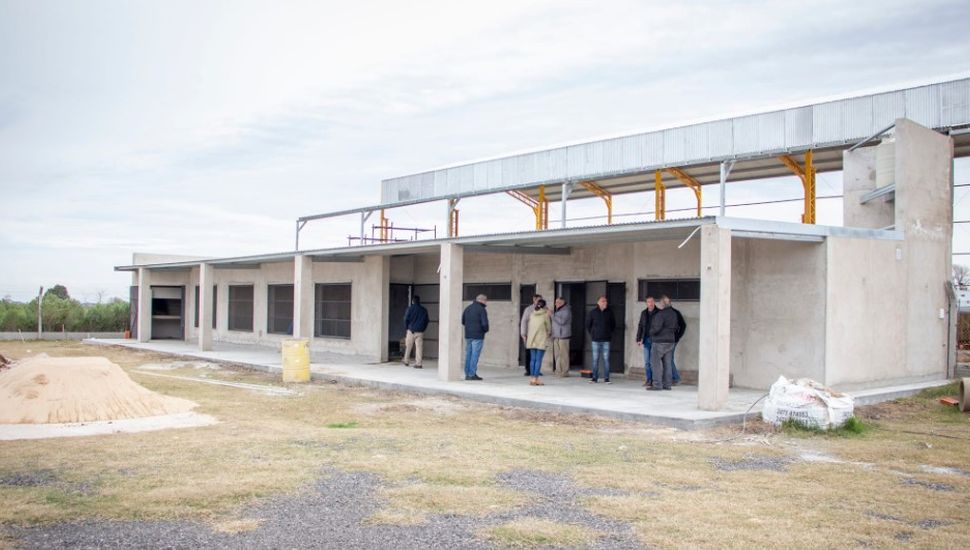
[86,339,949,430]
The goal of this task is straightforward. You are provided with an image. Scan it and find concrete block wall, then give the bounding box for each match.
[134,257,389,360]
[455,239,701,373]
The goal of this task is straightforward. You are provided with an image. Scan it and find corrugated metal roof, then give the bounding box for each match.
[379,77,970,205]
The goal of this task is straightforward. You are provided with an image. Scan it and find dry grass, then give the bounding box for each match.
[479,518,599,548]
[210,518,262,534]
[1,341,969,548]
[380,484,527,518]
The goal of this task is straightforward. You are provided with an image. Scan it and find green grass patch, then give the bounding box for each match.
[326,421,358,429]
[781,416,869,436]
[915,382,960,400]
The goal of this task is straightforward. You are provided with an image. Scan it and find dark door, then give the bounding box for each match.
[518,284,536,367]
[555,282,586,371]
[130,285,138,339]
[388,283,411,359]
[150,286,184,340]
[412,284,439,359]
[580,281,625,373]
[582,281,606,369]
[607,282,626,373]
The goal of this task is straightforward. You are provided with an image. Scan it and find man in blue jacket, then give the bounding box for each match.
[403,295,429,369]
[461,294,489,381]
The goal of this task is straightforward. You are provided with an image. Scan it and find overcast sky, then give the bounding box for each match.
[2,0,970,302]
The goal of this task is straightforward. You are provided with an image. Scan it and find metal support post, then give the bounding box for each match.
[579,181,613,224]
[719,160,735,217]
[778,150,816,224]
[359,211,374,245]
[538,185,548,230]
[447,198,460,237]
[560,181,574,229]
[295,220,308,251]
[506,189,548,230]
[666,167,703,217]
[655,170,666,221]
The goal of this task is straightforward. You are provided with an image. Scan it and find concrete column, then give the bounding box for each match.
[378,256,390,362]
[894,118,953,378]
[198,263,214,350]
[137,268,152,342]
[698,225,731,411]
[292,255,314,339]
[438,243,464,381]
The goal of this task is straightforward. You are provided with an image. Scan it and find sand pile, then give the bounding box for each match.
[0,356,197,424]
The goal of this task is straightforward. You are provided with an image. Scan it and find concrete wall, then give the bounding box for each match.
[134,257,389,360]
[843,145,894,229]
[453,239,701,372]
[729,238,826,389]
[824,236,907,387]
[894,118,953,381]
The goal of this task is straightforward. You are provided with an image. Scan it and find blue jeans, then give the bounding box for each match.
[528,348,545,376]
[646,339,680,383]
[591,340,610,381]
[464,338,483,378]
[643,339,653,381]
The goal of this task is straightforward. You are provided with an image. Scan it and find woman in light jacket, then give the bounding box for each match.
[525,299,551,386]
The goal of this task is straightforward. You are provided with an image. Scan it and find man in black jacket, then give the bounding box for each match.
[403,295,429,369]
[647,295,677,390]
[635,296,656,386]
[585,295,615,384]
[461,294,489,381]
[662,296,686,385]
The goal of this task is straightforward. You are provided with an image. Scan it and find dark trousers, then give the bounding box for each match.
[650,342,675,389]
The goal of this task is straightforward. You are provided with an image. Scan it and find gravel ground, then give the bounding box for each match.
[10,469,650,549]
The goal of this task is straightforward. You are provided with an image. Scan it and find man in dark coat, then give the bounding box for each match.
[403,295,429,369]
[461,294,489,380]
[662,296,686,385]
[635,296,656,386]
[647,295,678,391]
[585,295,616,383]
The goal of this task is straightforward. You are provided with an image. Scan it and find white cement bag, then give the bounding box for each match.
[761,375,854,430]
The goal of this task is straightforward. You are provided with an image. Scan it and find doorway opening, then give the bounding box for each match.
[556,281,625,374]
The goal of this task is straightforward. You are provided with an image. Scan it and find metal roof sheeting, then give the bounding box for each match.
[381,78,970,205]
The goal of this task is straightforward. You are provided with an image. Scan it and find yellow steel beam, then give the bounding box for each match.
[538,185,548,230]
[665,167,703,218]
[506,188,547,230]
[778,150,816,224]
[580,181,613,224]
[655,170,666,221]
[447,198,460,237]
[379,208,390,242]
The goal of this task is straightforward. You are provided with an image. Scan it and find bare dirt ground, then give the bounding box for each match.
[1,341,968,549]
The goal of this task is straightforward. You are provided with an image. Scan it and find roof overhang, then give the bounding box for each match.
[115,216,902,272]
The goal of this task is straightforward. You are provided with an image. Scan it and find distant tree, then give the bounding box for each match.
[954,264,970,287]
[0,294,129,332]
[44,284,70,300]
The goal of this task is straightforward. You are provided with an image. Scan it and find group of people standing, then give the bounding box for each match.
[401,290,686,388]
[636,295,686,391]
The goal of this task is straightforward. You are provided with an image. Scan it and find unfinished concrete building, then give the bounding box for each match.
[118,77,969,411]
